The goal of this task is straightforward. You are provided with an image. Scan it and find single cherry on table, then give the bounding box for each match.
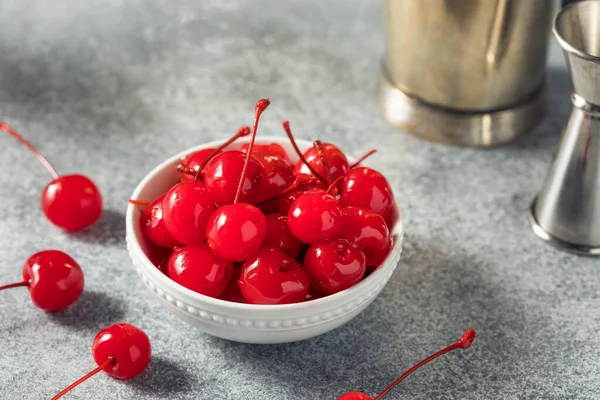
[0,122,102,232]
[338,329,476,400]
[0,250,84,312]
[51,323,151,399]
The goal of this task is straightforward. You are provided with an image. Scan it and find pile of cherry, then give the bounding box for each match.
[136,99,397,305]
[0,109,474,400]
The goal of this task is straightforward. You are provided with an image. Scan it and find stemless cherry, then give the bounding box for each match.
[239,247,310,304]
[0,250,84,312]
[304,239,366,295]
[139,194,179,249]
[206,203,266,262]
[206,99,270,262]
[201,150,266,206]
[340,167,394,224]
[168,244,233,297]
[263,213,302,258]
[241,142,291,162]
[0,122,103,231]
[252,151,295,201]
[288,191,342,244]
[295,142,349,183]
[338,206,391,266]
[52,323,152,399]
[338,329,476,400]
[162,180,215,245]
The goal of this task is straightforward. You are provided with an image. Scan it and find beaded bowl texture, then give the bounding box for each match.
[126,136,403,344]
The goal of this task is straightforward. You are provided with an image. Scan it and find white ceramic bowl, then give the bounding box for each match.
[126,136,403,344]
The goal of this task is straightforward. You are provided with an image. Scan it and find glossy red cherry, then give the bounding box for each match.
[338,206,391,266]
[239,247,310,304]
[41,174,103,232]
[92,323,152,380]
[338,392,372,400]
[201,150,266,206]
[252,151,295,200]
[162,180,215,245]
[295,142,349,183]
[1,122,103,232]
[288,191,342,244]
[241,142,291,162]
[262,213,302,258]
[168,244,233,297]
[277,186,325,215]
[304,239,366,295]
[140,194,179,249]
[178,148,217,182]
[338,329,476,400]
[52,323,152,399]
[206,204,266,262]
[340,167,394,224]
[0,250,85,312]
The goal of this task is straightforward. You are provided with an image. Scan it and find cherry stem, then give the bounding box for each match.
[313,140,333,184]
[233,99,270,204]
[281,121,328,186]
[193,125,251,182]
[326,175,344,196]
[51,356,115,400]
[373,329,476,400]
[0,281,29,291]
[0,121,60,179]
[350,149,377,169]
[129,199,151,207]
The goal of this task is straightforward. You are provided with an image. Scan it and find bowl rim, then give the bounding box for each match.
[126,136,403,311]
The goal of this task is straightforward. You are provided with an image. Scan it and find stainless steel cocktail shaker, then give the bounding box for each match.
[376,0,559,147]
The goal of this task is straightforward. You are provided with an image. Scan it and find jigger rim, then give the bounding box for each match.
[553,0,600,63]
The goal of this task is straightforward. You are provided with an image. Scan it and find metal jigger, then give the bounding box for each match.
[529,0,600,255]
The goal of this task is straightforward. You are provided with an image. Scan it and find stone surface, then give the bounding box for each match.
[0,1,597,399]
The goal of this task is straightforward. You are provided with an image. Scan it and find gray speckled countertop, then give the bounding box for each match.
[0,1,598,399]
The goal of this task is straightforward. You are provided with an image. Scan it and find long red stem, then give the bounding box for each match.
[350,149,377,169]
[51,356,115,400]
[193,126,251,182]
[281,121,328,186]
[233,100,270,204]
[0,121,59,179]
[313,140,333,184]
[0,281,29,291]
[373,329,476,400]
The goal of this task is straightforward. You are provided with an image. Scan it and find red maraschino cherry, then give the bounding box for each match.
[52,323,152,399]
[201,150,266,206]
[0,250,84,312]
[288,191,342,244]
[168,244,233,297]
[206,99,270,262]
[338,206,391,266]
[304,239,366,295]
[262,213,302,258]
[0,122,103,231]
[138,194,179,249]
[340,167,394,224]
[338,329,476,400]
[241,142,291,162]
[295,141,349,183]
[252,151,295,203]
[162,180,215,245]
[239,247,310,304]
